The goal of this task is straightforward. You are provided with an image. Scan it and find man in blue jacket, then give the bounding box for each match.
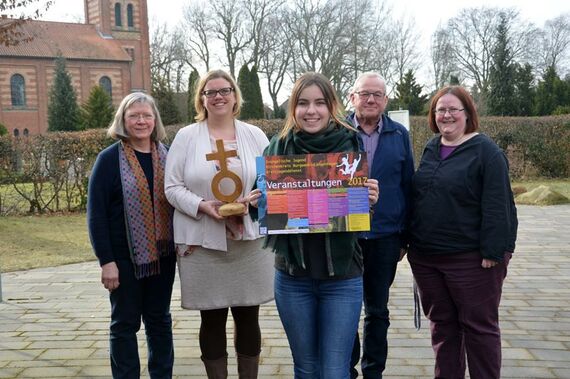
[348,72,415,379]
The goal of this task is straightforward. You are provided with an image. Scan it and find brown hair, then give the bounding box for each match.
[427,85,479,134]
[280,72,353,139]
[194,69,242,122]
[107,92,166,141]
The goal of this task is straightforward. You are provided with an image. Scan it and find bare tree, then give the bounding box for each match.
[342,0,393,95]
[430,26,459,90]
[258,14,293,116]
[242,0,285,67]
[444,7,535,94]
[212,0,252,77]
[181,3,214,71]
[0,0,53,46]
[391,16,422,85]
[286,0,355,96]
[536,13,570,76]
[150,23,189,92]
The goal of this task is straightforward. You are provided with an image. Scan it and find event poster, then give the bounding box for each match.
[256,152,370,235]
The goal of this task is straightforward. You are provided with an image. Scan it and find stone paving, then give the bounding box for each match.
[0,204,569,378]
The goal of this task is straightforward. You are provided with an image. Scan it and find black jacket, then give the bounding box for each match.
[409,134,518,262]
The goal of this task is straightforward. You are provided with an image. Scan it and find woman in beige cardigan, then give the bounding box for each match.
[165,70,274,379]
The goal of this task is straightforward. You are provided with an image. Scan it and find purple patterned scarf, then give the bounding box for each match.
[119,141,174,279]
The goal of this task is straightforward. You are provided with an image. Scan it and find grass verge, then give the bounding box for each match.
[0,179,568,273]
[0,213,94,273]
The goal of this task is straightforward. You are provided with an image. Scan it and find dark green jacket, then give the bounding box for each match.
[263,123,363,277]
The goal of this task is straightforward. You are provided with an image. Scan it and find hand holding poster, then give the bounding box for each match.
[256,152,370,235]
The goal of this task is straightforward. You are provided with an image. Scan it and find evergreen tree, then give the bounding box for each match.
[512,63,535,116]
[238,64,253,119]
[487,14,516,116]
[534,65,566,116]
[449,75,460,85]
[152,79,181,125]
[238,65,265,120]
[249,66,265,119]
[48,54,80,131]
[187,69,199,123]
[394,70,428,115]
[80,86,114,129]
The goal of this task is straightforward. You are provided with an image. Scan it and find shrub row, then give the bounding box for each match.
[410,115,570,178]
[0,115,568,215]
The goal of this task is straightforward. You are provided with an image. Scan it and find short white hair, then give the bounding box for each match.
[351,72,386,94]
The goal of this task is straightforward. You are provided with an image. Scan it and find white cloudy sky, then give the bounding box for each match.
[42,0,569,37]
[37,0,569,98]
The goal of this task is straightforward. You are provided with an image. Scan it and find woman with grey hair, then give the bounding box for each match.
[87,92,176,378]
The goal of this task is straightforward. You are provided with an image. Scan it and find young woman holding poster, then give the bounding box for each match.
[259,72,379,378]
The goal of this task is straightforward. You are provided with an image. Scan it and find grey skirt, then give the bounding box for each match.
[177,238,275,310]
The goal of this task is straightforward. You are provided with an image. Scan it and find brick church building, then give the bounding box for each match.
[0,0,151,136]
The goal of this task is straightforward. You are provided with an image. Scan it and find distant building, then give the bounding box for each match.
[0,0,151,136]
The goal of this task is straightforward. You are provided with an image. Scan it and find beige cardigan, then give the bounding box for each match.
[164,120,269,252]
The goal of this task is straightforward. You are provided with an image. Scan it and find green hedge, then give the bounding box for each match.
[410,115,570,178]
[0,115,567,214]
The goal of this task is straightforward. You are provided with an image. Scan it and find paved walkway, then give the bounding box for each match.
[1,204,569,378]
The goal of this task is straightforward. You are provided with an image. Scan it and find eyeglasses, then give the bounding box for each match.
[202,87,234,98]
[126,113,155,121]
[435,108,465,115]
[355,91,385,100]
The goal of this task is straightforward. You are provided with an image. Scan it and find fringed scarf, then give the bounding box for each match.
[119,141,174,279]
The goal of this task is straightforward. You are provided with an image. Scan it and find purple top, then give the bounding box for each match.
[440,144,457,160]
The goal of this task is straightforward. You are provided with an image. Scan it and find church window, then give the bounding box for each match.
[11,74,26,107]
[115,3,122,27]
[99,76,113,102]
[127,4,134,28]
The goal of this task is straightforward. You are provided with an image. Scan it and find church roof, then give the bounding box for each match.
[0,19,132,62]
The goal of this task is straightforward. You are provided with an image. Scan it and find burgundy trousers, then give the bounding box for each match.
[408,251,511,379]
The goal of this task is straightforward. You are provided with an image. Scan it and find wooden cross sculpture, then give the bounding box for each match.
[206,139,245,216]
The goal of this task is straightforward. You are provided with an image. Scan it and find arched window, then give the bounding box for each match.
[114,3,122,27]
[13,128,20,137]
[127,4,134,28]
[23,128,29,137]
[99,76,112,100]
[10,74,26,107]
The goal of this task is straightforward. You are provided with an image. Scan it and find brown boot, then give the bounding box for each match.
[201,354,228,379]
[237,353,259,379]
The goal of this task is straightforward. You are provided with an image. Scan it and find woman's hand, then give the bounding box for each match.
[198,199,224,220]
[481,258,498,268]
[101,261,119,292]
[246,188,263,208]
[364,178,379,206]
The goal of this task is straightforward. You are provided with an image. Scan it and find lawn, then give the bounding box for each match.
[0,179,568,273]
[0,213,94,272]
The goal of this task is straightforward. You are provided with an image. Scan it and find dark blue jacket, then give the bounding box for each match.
[347,113,415,243]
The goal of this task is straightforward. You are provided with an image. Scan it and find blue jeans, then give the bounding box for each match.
[351,235,401,378]
[110,256,176,379]
[275,270,363,379]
